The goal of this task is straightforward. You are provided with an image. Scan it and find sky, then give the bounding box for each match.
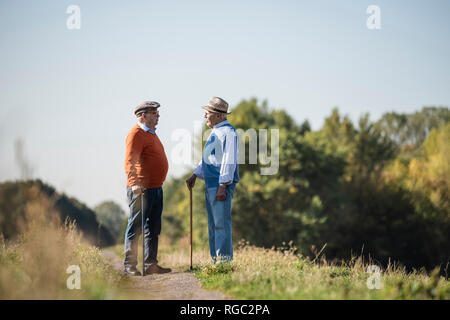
[1,0,449,212]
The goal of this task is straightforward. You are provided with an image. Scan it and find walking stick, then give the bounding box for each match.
[141,188,145,277]
[190,188,193,270]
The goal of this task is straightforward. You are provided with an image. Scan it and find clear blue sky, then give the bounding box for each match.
[1,0,449,211]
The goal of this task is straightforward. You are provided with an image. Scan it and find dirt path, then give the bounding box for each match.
[101,250,230,300]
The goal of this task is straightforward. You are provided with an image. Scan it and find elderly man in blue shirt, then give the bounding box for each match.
[186,97,239,264]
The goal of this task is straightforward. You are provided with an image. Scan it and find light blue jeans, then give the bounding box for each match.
[205,183,236,263]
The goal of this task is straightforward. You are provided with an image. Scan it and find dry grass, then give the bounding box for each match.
[154,240,449,300]
[106,236,450,300]
[0,188,126,299]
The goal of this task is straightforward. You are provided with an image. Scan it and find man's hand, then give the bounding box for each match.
[216,185,227,201]
[131,185,143,195]
[186,174,197,190]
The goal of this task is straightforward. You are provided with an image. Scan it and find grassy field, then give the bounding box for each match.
[190,242,449,300]
[114,237,449,300]
[124,236,448,300]
[1,193,448,300]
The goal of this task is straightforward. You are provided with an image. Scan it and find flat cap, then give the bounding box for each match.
[134,101,160,116]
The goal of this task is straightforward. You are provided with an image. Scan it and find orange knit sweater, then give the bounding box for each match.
[124,124,169,188]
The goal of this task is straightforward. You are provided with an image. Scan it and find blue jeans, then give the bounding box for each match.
[205,183,236,263]
[124,187,163,268]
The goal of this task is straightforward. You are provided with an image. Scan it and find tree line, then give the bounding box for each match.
[163,99,450,272]
[0,180,115,247]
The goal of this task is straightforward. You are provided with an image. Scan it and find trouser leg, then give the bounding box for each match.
[206,184,236,262]
[144,187,163,267]
[205,188,216,260]
[124,186,142,268]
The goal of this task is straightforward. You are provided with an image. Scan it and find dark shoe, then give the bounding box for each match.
[124,266,142,276]
[145,264,171,275]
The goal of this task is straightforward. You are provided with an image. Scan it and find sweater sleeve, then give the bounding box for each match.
[124,131,144,186]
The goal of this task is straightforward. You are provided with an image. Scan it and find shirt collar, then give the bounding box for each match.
[213,119,229,129]
[137,121,156,134]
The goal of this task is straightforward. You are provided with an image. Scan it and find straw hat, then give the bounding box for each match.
[202,97,231,114]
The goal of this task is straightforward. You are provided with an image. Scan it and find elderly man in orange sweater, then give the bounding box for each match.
[123,101,171,276]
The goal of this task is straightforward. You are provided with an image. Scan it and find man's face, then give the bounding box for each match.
[204,111,221,128]
[142,109,159,129]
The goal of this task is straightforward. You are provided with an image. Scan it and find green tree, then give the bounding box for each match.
[376,106,450,147]
[163,100,449,272]
[94,201,126,243]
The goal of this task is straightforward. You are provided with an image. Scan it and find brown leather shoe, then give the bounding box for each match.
[124,266,142,276]
[145,264,171,274]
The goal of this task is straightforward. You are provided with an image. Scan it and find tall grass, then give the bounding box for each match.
[186,241,449,300]
[112,235,449,299]
[0,188,126,299]
[108,234,449,300]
